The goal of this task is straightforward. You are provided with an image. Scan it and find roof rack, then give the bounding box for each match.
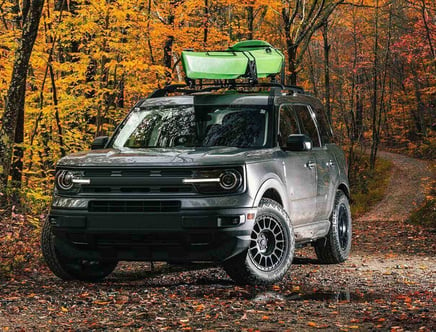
[147,82,306,99]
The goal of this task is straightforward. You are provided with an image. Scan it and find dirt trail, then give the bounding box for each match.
[0,152,435,331]
[358,151,433,222]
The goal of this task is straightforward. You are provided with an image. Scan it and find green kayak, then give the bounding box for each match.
[181,40,284,80]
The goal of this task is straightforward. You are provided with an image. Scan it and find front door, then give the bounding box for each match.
[279,105,317,226]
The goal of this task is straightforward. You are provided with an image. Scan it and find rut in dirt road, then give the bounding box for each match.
[357,151,433,222]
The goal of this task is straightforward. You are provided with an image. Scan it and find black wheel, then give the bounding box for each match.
[315,190,352,264]
[41,219,117,281]
[223,198,294,285]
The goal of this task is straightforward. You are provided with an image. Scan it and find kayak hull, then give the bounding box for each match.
[182,46,284,80]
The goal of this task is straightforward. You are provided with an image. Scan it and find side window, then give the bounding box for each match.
[293,105,321,148]
[279,105,300,147]
[313,105,333,144]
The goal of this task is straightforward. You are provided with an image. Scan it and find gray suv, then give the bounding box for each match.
[41,84,352,285]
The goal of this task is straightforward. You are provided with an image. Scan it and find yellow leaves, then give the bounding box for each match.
[307,321,330,328]
[292,285,300,292]
[194,304,205,312]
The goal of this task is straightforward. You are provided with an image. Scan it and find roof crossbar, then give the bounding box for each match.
[147,82,305,99]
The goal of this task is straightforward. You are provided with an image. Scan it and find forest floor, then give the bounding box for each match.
[0,152,435,331]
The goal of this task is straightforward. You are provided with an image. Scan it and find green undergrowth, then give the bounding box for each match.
[382,130,436,160]
[408,163,435,228]
[409,199,436,228]
[349,153,393,217]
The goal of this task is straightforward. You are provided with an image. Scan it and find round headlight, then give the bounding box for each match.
[219,170,242,190]
[56,170,74,190]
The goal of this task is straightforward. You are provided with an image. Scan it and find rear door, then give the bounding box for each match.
[293,104,336,221]
[310,104,339,220]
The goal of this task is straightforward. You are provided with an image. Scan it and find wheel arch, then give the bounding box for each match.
[337,183,351,201]
[253,178,289,214]
[325,182,351,220]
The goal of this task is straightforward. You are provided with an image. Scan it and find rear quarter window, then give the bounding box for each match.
[312,105,334,144]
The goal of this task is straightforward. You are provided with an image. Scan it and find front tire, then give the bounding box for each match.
[315,190,352,264]
[41,219,117,281]
[223,198,295,285]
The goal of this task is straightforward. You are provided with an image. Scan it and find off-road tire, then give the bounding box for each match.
[315,190,352,264]
[223,198,294,285]
[41,219,117,281]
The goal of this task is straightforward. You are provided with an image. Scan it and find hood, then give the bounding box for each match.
[57,147,278,168]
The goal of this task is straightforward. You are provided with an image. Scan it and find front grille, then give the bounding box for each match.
[83,169,193,177]
[82,186,193,194]
[88,200,181,213]
[78,168,195,195]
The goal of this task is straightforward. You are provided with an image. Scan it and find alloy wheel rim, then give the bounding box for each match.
[337,204,349,250]
[248,215,287,272]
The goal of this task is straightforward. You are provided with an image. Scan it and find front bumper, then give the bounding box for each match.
[49,206,256,263]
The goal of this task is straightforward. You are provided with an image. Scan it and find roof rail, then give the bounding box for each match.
[147,82,306,99]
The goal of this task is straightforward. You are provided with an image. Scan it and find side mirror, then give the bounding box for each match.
[91,136,109,150]
[285,134,312,152]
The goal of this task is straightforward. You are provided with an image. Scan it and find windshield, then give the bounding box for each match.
[112,104,271,149]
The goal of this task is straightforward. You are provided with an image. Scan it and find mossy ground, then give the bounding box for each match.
[349,153,393,217]
[408,161,435,228]
[408,198,436,228]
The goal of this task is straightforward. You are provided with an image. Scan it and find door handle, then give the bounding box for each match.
[305,161,316,169]
[326,160,335,168]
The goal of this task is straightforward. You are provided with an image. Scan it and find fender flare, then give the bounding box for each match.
[253,177,290,214]
[326,182,351,218]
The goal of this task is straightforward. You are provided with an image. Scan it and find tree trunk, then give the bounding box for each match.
[10,105,24,185]
[203,0,208,45]
[0,0,45,199]
[163,35,174,82]
[247,4,254,40]
[163,10,175,83]
[307,46,319,97]
[287,43,298,85]
[370,0,380,170]
[420,0,435,72]
[411,70,426,136]
[322,19,331,122]
[49,61,65,156]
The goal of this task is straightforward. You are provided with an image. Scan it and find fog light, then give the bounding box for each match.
[217,215,245,227]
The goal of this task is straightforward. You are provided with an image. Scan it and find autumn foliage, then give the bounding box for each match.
[0,0,433,212]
